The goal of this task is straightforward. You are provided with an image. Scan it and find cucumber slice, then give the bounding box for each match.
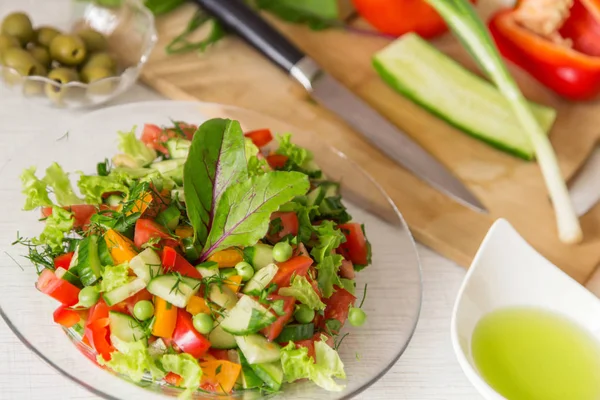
[220,296,276,335]
[155,205,181,231]
[237,350,266,389]
[109,311,147,342]
[171,187,185,203]
[196,261,219,278]
[250,361,283,391]
[72,235,102,286]
[373,33,556,160]
[103,278,146,306]
[208,284,238,310]
[208,319,238,349]
[148,337,168,357]
[150,159,185,174]
[220,268,238,279]
[165,138,191,159]
[244,244,274,270]
[306,186,325,207]
[242,263,278,294]
[235,334,281,364]
[275,323,315,343]
[54,267,81,288]
[146,274,200,308]
[129,248,162,284]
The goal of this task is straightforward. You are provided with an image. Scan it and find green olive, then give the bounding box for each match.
[31,61,47,76]
[81,65,114,83]
[83,52,117,72]
[28,46,50,67]
[1,12,34,46]
[1,47,36,76]
[45,67,79,101]
[0,33,19,52]
[49,34,87,66]
[35,26,61,48]
[77,28,108,53]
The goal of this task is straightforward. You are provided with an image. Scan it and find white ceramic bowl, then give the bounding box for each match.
[451,219,600,399]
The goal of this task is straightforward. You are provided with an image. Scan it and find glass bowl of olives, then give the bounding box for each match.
[0,0,157,108]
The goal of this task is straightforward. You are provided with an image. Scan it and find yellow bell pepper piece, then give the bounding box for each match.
[152,297,178,338]
[104,229,138,264]
[175,225,194,239]
[186,296,211,315]
[207,249,243,268]
[200,360,241,394]
[224,275,243,293]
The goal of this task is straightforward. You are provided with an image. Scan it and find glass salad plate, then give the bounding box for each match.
[0,101,422,399]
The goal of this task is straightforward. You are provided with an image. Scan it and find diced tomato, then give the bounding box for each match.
[261,294,295,341]
[164,372,183,387]
[266,212,298,243]
[36,269,80,306]
[272,256,313,288]
[339,259,355,280]
[53,252,75,270]
[134,218,180,250]
[321,287,356,333]
[266,154,288,169]
[338,223,370,266]
[41,204,99,229]
[172,309,211,358]
[141,123,197,155]
[162,246,202,279]
[53,305,80,328]
[295,242,310,258]
[84,300,114,360]
[244,129,273,147]
[208,348,230,360]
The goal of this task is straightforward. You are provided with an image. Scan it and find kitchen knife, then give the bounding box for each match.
[193,0,486,212]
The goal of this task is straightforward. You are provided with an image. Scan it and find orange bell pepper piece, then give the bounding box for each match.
[200,360,241,394]
[186,296,211,315]
[224,275,243,293]
[207,249,243,268]
[152,297,178,338]
[175,225,194,239]
[104,229,138,264]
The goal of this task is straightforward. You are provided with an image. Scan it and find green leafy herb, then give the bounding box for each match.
[425,0,581,244]
[271,299,286,316]
[276,133,311,166]
[99,263,130,293]
[268,217,284,236]
[98,340,165,383]
[310,221,345,263]
[160,353,202,398]
[33,207,74,253]
[20,167,53,210]
[200,171,310,260]
[78,174,128,205]
[279,275,326,310]
[114,128,158,168]
[43,163,83,206]
[12,235,56,274]
[144,0,186,15]
[252,0,341,30]
[183,119,249,246]
[97,159,111,176]
[316,254,343,298]
[166,10,226,55]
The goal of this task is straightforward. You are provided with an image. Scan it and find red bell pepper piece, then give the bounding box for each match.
[162,246,202,279]
[271,256,313,288]
[338,223,370,267]
[266,154,288,169]
[489,1,600,100]
[36,269,80,306]
[244,129,273,147]
[261,294,295,341]
[84,300,114,360]
[172,309,211,358]
[53,305,81,328]
[53,252,75,270]
[164,372,183,386]
[319,287,356,334]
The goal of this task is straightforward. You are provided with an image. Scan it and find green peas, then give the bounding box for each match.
[133,300,154,321]
[235,261,254,282]
[193,313,214,334]
[294,304,315,324]
[348,307,367,327]
[78,286,99,308]
[273,241,293,262]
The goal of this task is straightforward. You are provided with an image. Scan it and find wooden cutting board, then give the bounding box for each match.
[140,3,600,284]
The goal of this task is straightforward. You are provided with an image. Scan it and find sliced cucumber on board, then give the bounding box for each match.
[373,33,557,160]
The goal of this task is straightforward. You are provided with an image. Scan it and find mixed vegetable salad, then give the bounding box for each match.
[17,118,371,397]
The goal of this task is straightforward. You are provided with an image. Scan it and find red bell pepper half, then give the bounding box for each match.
[36,269,80,306]
[172,309,211,358]
[53,305,81,328]
[85,300,114,361]
[489,0,600,100]
[162,246,202,279]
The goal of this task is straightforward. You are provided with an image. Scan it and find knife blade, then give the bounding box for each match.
[193,0,486,212]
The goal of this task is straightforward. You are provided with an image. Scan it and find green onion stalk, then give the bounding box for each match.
[426,0,582,244]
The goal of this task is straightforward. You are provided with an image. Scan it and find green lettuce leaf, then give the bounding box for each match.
[98,340,165,383]
[160,353,202,399]
[245,137,270,176]
[310,221,345,262]
[33,206,74,252]
[115,128,157,168]
[183,119,249,246]
[78,175,129,205]
[43,163,83,206]
[275,133,312,166]
[21,167,53,210]
[200,171,310,260]
[316,254,343,298]
[99,263,130,292]
[279,275,326,310]
[280,339,346,391]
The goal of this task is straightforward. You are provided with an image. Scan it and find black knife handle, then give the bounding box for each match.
[193,0,305,73]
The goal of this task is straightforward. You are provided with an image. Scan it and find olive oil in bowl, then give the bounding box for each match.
[472,307,600,400]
